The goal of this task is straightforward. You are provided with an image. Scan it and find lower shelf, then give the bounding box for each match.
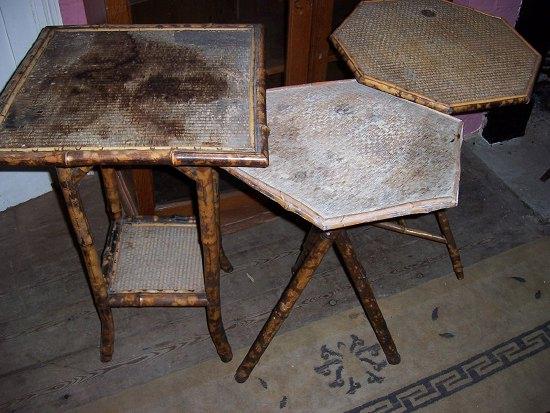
[103,217,208,307]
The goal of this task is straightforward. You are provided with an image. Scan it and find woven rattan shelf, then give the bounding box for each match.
[331,0,541,114]
[103,217,207,307]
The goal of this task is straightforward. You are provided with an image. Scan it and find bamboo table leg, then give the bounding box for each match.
[434,210,464,280]
[235,228,334,383]
[56,167,115,362]
[334,231,401,364]
[177,166,234,273]
[291,226,317,275]
[195,167,233,362]
[100,167,123,221]
[212,169,234,273]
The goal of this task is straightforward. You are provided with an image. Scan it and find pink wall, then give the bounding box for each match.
[58,0,105,25]
[58,0,87,25]
[454,0,523,134]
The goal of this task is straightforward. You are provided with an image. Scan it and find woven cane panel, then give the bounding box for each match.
[0,27,256,152]
[109,222,204,293]
[332,0,540,112]
[226,80,463,230]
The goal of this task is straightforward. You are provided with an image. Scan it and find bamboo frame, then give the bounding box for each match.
[100,167,123,221]
[0,24,269,364]
[193,167,233,362]
[57,167,115,362]
[58,167,234,363]
[176,167,234,274]
[235,227,400,383]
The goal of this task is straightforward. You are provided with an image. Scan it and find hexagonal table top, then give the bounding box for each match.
[225,80,463,230]
[331,0,541,114]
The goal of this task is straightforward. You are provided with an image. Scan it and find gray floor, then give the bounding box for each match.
[0,88,549,411]
[468,74,550,221]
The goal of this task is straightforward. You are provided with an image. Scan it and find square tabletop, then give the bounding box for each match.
[0,24,268,167]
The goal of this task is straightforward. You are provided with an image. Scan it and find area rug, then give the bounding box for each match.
[73,238,550,412]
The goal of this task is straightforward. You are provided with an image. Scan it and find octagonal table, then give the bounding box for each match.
[0,24,268,363]
[331,0,541,114]
[225,79,463,382]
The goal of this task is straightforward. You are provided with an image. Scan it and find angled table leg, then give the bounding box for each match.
[334,231,401,365]
[291,225,317,275]
[56,167,115,362]
[235,228,334,383]
[194,167,233,362]
[434,210,464,280]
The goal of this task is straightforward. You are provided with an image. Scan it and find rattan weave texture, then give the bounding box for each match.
[331,0,541,113]
[0,26,258,152]
[109,221,204,293]
[226,80,463,230]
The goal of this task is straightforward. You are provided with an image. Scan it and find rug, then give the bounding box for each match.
[73,238,550,412]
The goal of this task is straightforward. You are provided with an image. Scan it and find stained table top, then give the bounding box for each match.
[331,0,541,114]
[0,25,268,167]
[226,80,463,230]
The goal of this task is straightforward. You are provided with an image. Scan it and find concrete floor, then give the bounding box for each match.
[0,80,549,411]
[468,75,550,221]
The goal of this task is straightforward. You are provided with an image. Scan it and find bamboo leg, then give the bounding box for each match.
[212,169,233,273]
[195,167,233,362]
[291,226,318,274]
[56,167,114,362]
[100,167,123,221]
[177,166,233,273]
[334,231,401,365]
[235,228,334,383]
[434,210,464,280]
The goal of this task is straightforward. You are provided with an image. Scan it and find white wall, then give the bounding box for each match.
[0,0,62,211]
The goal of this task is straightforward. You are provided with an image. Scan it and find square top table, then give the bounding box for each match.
[0,24,268,363]
[0,24,268,167]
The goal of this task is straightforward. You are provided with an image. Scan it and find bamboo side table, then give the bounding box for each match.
[0,24,268,362]
[330,0,541,278]
[225,80,463,382]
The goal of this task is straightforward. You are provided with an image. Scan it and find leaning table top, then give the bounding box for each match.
[331,0,541,114]
[0,24,268,167]
[226,80,463,230]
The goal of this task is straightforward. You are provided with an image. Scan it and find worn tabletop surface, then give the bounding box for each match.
[331,0,541,114]
[0,25,267,167]
[226,80,463,230]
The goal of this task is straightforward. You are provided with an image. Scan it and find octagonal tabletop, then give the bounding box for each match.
[225,80,463,230]
[0,24,267,167]
[331,0,541,114]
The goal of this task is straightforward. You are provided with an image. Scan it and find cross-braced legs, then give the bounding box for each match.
[57,167,114,362]
[235,228,333,383]
[195,167,233,362]
[434,210,464,280]
[334,231,400,365]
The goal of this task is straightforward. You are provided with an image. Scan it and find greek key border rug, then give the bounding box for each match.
[74,238,550,413]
